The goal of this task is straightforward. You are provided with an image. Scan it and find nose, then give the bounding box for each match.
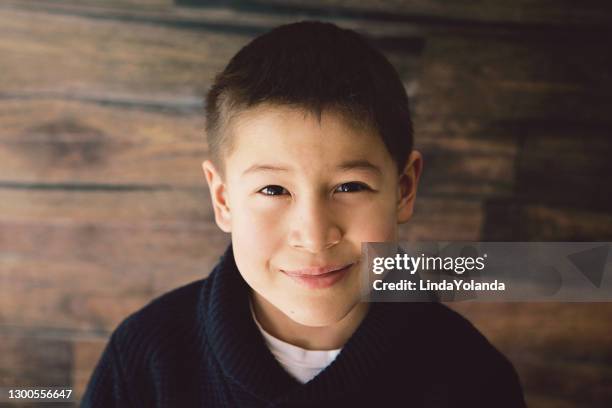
[288,196,342,253]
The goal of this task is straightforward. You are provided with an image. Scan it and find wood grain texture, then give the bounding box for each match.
[450,302,612,407]
[179,0,612,27]
[1,218,230,331]
[0,332,72,387]
[0,0,611,406]
[414,36,612,122]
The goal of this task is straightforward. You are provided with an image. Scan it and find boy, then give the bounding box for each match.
[82,21,526,407]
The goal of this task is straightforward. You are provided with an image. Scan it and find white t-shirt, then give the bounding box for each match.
[249,299,342,384]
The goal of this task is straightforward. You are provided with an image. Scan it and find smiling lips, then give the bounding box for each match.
[282,263,354,289]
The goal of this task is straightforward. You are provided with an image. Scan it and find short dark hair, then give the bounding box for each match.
[205,20,413,175]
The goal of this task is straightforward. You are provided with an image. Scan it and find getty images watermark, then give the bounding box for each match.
[360,242,612,302]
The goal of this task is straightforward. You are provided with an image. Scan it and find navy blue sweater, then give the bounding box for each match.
[81,244,526,407]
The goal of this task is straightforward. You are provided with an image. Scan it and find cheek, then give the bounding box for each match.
[347,196,398,241]
[230,199,284,260]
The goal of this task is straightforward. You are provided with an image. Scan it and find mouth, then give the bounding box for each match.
[281,263,355,289]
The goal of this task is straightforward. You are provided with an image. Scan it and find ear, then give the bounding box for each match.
[201,160,232,233]
[397,150,423,224]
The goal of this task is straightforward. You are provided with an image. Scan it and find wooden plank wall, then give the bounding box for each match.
[0,0,611,406]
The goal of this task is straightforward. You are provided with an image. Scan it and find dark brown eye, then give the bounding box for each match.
[335,182,370,193]
[259,185,288,196]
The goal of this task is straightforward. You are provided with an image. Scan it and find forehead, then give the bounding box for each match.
[227,104,392,169]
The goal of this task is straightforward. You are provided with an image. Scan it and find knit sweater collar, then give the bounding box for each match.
[199,244,408,404]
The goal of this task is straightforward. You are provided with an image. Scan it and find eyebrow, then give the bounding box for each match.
[336,159,382,176]
[242,159,382,177]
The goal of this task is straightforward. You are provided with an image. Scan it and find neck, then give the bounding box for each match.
[250,290,370,350]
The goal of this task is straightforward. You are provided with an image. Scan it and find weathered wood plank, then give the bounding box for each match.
[0,101,207,185]
[0,0,424,101]
[0,284,153,333]
[515,130,612,212]
[400,197,485,241]
[415,118,518,154]
[1,219,230,331]
[451,302,612,407]
[0,329,104,404]
[519,356,612,407]
[418,148,515,195]
[418,117,612,210]
[0,333,72,387]
[0,3,248,95]
[415,36,612,121]
[72,337,107,403]
[219,0,612,27]
[451,303,612,361]
[482,202,612,240]
[0,188,214,223]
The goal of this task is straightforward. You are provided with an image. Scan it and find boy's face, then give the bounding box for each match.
[203,104,421,327]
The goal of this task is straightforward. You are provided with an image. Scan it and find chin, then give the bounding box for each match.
[282,297,358,327]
